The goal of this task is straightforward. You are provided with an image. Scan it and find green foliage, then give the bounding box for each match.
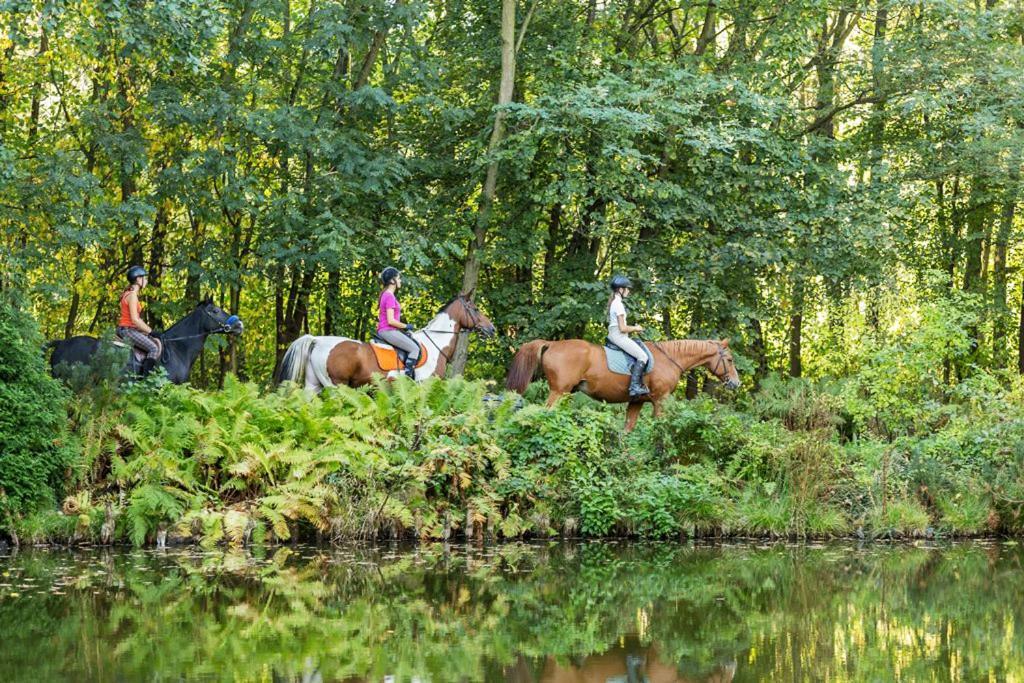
[0,293,76,521]
[865,499,931,538]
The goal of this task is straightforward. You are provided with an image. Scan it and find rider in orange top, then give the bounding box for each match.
[117,265,161,376]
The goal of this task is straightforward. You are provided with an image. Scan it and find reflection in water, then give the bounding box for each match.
[0,541,1020,681]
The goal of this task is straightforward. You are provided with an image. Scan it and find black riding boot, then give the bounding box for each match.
[140,358,157,378]
[628,359,650,398]
[403,355,417,380]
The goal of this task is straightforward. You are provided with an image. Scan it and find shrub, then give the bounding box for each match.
[864,498,930,537]
[0,292,77,526]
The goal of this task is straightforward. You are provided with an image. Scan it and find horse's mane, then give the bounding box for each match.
[658,339,716,359]
[436,296,462,315]
[164,300,211,334]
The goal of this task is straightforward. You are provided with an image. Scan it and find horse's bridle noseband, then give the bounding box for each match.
[710,343,733,381]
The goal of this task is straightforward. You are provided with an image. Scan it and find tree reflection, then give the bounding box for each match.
[0,542,1020,681]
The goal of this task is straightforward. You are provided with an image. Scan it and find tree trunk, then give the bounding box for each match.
[749,317,769,387]
[1018,273,1024,375]
[867,4,888,178]
[450,0,517,375]
[541,202,562,298]
[788,279,804,378]
[993,170,1019,366]
[694,2,717,57]
[28,29,48,144]
[324,269,341,335]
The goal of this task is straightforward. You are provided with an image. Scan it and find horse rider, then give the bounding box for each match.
[117,265,161,377]
[607,275,650,398]
[377,266,419,379]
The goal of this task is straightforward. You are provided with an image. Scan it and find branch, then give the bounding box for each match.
[515,0,537,55]
[791,89,907,139]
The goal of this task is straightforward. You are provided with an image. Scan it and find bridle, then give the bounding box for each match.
[709,342,733,381]
[419,295,488,364]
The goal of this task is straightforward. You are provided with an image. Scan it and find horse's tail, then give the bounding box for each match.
[506,340,549,394]
[42,339,60,354]
[274,335,316,387]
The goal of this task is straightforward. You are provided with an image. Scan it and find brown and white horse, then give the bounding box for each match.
[275,295,495,391]
[506,338,740,431]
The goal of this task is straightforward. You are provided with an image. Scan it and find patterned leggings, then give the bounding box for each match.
[117,326,161,360]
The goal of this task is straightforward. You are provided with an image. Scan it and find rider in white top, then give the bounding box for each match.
[606,275,650,398]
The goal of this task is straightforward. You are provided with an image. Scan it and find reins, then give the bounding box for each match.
[403,295,484,364]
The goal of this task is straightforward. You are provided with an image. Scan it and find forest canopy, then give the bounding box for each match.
[1,0,1022,387]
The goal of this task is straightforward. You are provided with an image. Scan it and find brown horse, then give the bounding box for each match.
[275,295,495,391]
[506,338,740,430]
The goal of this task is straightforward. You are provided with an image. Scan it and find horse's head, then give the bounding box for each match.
[708,339,740,390]
[195,298,244,336]
[445,295,496,338]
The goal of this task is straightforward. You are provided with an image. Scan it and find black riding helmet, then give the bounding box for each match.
[609,275,633,291]
[380,266,400,286]
[126,265,148,283]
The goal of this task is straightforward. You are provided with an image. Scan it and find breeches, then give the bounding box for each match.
[378,329,420,360]
[607,330,648,363]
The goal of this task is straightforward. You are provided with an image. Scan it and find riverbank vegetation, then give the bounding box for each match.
[8,292,1024,546]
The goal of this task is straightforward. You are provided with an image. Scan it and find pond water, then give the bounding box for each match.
[0,541,1021,681]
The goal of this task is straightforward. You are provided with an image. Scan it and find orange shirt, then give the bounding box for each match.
[119,289,143,328]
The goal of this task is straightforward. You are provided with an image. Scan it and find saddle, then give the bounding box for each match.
[111,337,165,372]
[369,334,429,372]
[603,339,654,376]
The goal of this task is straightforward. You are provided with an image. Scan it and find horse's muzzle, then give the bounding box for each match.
[479,324,497,339]
[725,378,741,390]
[226,315,244,335]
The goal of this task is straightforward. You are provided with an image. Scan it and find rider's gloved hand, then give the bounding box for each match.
[150,329,163,340]
[405,323,415,332]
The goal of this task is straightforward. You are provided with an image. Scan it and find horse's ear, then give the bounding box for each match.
[721,338,730,347]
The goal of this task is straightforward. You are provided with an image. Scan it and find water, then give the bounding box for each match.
[0,541,1021,682]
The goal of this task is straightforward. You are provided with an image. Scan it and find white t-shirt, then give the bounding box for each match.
[608,296,627,330]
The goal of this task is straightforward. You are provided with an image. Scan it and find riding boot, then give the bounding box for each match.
[140,358,157,378]
[628,359,650,398]
[403,355,417,380]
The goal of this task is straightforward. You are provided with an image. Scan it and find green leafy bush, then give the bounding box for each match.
[0,293,76,525]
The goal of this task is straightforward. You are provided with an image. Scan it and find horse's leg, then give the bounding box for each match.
[652,400,663,419]
[625,401,643,432]
[545,389,567,407]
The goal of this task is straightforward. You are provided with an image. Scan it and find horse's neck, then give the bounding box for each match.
[417,311,460,353]
[163,311,210,382]
[165,309,201,335]
[665,339,715,371]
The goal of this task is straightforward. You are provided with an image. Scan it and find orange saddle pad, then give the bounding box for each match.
[370,341,429,372]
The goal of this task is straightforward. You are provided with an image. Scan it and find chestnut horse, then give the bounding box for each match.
[274,295,495,391]
[506,338,740,431]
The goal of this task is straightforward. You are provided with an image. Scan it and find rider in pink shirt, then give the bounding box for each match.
[376,267,420,378]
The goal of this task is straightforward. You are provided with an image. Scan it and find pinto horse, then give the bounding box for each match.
[506,338,740,431]
[48,298,244,384]
[274,295,496,391]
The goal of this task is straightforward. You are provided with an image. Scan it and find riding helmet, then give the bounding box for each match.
[609,275,633,291]
[380,266,400,286]
[126,265,148,283]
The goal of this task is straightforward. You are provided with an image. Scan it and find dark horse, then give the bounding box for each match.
[48,298,244,384]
